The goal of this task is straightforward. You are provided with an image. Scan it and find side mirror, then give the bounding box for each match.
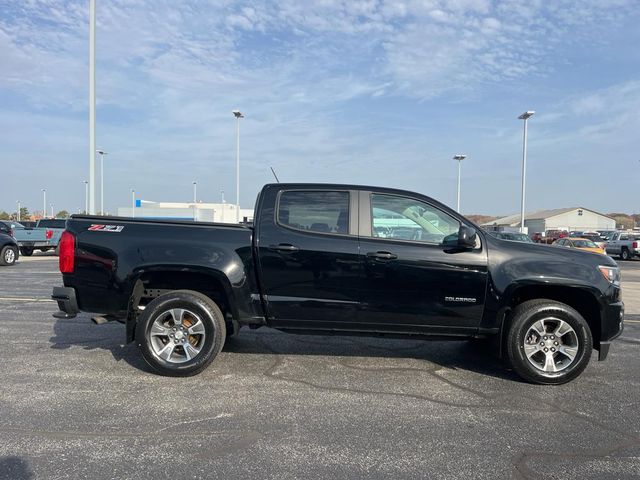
[458,225,477,248]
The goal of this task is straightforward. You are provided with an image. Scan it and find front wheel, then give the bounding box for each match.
[506,299,592,385]
[135,290,226,376]
[0,245,18,266]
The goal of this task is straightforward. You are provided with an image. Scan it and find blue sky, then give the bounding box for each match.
[1,0,640,217]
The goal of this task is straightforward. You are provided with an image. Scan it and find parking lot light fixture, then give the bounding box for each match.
[232,110,244,223]
[518,111,535,233]
[131,189,135,219]
[453,155,467,213]
[42,189,47,219]
[16,200,21,221]
[96,150,107,215]
[50,204,54,218]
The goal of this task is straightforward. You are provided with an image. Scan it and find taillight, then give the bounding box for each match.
[46,229,53,239]
[9,229,13,238]
[633,242,638,249]
[59,231,75,273]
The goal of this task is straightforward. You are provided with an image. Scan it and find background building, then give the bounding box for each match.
[483,207,615,233]
[117,200,254,223]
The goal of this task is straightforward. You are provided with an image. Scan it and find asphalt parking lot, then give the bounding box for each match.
[1,254,639,480]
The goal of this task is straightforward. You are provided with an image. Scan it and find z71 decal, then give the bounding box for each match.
[88,224,125,232]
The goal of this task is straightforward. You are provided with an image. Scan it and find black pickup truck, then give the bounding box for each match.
[52,183,624,384]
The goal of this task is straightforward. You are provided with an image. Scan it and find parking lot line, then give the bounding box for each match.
[0,297,54,302]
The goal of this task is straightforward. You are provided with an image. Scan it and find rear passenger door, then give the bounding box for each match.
[256,188,362,329]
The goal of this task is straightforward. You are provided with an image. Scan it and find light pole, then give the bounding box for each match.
[220,189,225,203]
[97,149,107,214]
[84,181,89,214]
[50,204,54,218]
[89,0,96,214]
[518,111,535,233]
[16,200,21,221]
[131,189,135,219]
[453,155,467,213]
[232,110,244,223]
[42,189,46,219]
[192,181,197,221]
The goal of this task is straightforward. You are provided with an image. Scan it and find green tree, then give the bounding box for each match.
[0,211,10,220]
[55,210,70,218]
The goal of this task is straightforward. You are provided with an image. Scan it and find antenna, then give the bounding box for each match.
[270,166,280,183]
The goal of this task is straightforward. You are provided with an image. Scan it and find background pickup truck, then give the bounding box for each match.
[605,231,639,260]
[52,183,624,385]
[0,219,64,256]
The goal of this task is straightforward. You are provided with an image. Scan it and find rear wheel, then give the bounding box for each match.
[0,246,18,266]
[19,246,34,256]
[506,299,592,385]
[135,290,226,376]
[620,248,630,261]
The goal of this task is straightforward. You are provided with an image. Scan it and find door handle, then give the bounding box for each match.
[366,251,398,260]
[269,243,299,253]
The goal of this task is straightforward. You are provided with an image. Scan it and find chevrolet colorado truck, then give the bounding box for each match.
[52,183,624,384]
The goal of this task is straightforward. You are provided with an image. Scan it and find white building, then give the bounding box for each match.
[483,207,615,234]
[117,200,254,223]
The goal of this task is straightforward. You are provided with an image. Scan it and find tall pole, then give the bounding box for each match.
[220,189,225,203]
[453,155,466,213]
[97,150,107,214]
[232,110,244,223]
[131,189,135,219]
[84,181,89,214]
[89,0,96,215]
[16,200,21,221]
[192,181,197,221]
[42,189,46,219]
[457,160,461,213]
[518,111,535,233]
[50,204,54,219]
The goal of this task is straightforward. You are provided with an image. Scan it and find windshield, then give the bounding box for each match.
[573,239,598,248]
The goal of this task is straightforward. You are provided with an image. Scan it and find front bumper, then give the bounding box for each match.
[598,299,624,361]
[52,286,79,319]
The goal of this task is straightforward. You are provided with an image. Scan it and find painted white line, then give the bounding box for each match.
[0,297,55,302]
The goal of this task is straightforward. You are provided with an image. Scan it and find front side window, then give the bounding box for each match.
[370,194,460,244]
[278,191,350,234]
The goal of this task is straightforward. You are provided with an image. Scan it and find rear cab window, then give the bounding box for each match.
[277,190,350,235]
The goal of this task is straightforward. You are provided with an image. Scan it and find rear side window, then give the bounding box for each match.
[278,191,350,234]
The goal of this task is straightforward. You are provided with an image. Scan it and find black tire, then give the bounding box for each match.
[19,246,34,256]
[506,299,592,385]
[620,248,630,261]
[135,290,226,377]
[0,245,18,266]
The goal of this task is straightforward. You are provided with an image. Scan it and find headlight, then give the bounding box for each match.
[598,265,620,285]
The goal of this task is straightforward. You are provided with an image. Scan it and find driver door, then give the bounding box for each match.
[356,191,488,333]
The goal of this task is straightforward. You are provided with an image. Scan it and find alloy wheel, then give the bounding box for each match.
[523,317,579,374]
[148,308,206,364]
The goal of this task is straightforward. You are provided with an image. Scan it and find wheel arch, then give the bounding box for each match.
[126,266,239,343]
[499,284,602,355]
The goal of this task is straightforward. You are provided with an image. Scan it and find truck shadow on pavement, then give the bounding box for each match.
[48,315,518,381]
[0,456,34,480]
